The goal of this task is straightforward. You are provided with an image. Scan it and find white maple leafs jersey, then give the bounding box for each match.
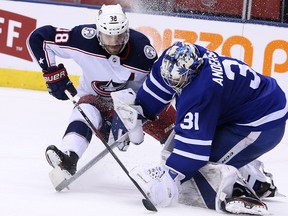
[27,24,157,97]
[135,44,288,179]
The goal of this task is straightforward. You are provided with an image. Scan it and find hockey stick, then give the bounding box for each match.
[65,90,158,212]
[51,135,126,191]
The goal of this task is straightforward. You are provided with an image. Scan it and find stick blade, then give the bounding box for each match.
[49,166,71,191]
[142,199,157,212]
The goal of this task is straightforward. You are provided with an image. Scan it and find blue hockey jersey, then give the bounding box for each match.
[27,24,157,97]
[135,44,288,179]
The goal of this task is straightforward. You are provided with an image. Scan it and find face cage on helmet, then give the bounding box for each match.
[161,68,193,94]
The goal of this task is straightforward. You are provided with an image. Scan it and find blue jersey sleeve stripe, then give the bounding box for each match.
[150,72,173,95]
[174,141,211,156]
[173,149,210,161]
[175,134,212,145]
[236,100,288,127]
[143,81,172,104]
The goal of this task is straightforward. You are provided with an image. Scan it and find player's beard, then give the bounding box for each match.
[103,44,125,55]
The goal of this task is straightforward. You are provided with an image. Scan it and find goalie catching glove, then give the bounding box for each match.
[111,88,145,146]
[130,164,184,207]
[43,64,77,100]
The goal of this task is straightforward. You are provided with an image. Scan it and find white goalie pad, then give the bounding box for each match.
[130,164,179,207]
[111,89,144,144]
[111,88,139,131]
[238,160,267,187]
[179,163,239,212]
[238,160,280,198]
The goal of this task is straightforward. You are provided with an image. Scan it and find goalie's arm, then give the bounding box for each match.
[134,58,175,120]
[111,60,176,144]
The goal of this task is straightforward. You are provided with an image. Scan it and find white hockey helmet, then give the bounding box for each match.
[160,41,203,94]
[96,4,129,54]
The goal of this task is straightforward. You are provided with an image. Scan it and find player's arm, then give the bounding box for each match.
[112,56,175,143]
[135,55,175,119]
[166,88,223,182]
[27,25,77,100]
[28,25,64,69]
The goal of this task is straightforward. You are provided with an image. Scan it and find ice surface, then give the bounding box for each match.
[0,87,287,216]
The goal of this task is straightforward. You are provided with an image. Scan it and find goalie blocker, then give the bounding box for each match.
[69,90,175,151]
[111,88,175,146]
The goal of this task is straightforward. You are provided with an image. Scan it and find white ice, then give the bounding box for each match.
[0,87,287,216]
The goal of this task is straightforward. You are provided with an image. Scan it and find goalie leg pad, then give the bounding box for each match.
[179,163,238,211]
[238,160,278,198]
[178,162,270,215]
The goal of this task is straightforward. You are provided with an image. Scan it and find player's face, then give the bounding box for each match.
[99,32,128,55]
[162,67,190,92]
[170,75,188,88]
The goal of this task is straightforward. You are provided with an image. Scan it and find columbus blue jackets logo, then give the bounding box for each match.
[91,80,128,97]
[81,27,96,39]
[144,45,157,59]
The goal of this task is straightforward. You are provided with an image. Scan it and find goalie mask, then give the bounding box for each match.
[96,4,129,55]
[160,41,203,94]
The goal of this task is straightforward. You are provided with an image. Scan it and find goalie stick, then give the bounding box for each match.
[64,90,158,212]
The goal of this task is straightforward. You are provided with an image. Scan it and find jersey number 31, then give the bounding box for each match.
[181,112,199,130]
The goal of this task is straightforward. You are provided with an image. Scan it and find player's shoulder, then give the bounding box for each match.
[129,29,149,41]
[70,24,97,38]
[68,24,104,54]
[128,29,157,60]
[129,29,152,49]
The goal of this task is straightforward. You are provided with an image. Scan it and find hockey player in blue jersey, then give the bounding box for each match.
[112,41,287,215]
[27,4,176,178]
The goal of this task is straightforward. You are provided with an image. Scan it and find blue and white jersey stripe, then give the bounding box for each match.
[135,56,175,118]
[136,44,288,179]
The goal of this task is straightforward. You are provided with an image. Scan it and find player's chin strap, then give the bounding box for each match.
[64,90,157,212]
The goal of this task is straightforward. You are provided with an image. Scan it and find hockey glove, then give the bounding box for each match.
[111,88,145,145]
[130,164,181,207]
[43,64,77,100]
